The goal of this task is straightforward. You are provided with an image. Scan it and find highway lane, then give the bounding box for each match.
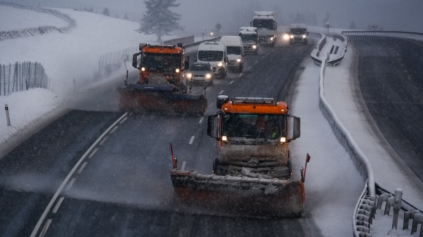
[40,44,317,237]
[351,36,423,182]
[0,41,318,236]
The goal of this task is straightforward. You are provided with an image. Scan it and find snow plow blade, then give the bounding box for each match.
[170,169,305,218]
[117,84,207,115]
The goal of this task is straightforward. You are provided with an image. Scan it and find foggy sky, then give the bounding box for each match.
[6,0,423,33]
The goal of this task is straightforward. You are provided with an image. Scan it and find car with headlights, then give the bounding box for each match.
[287,23,309,45]
[196,41,227,79]
[220,36,244,72]
[184,62,214,86]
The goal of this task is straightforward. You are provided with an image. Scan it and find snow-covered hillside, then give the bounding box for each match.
[0,4,180,148]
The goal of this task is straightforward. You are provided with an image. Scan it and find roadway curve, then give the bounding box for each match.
[351,36,423,182]
[0,42,320,236]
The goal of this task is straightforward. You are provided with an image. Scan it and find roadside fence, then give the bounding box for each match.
[0,62,50,96]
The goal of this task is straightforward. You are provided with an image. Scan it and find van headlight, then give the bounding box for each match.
[205,73,212,79]
[252,45,257,49]
[236,58,241,63]
[283,34,290,40]
[270,37,274,41]
[290,35,294,39]
[217,62,223,67]
[302,34,307,39]
[185,73,192,79]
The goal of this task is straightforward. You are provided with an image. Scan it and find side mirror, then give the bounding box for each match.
[287,115,300,141]
[132,52,142,69]
[207,115,219,140]
[224,57,228,63]
[249,21,253,27]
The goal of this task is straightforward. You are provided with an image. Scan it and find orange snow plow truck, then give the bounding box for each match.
[170,96,310,218]
[117,43,207,115]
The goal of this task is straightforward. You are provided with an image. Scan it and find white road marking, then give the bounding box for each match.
[219,90,224,94]
[239,73,243,77]
[30,112,128,237]
[88,148,98,159]
[65,177,77,191]
[77,162,88,174]
[199,117,204,124]
[229,80,234,84]
[99,136,108,145]
[189,136,195,144]
[208,102,214,107]
[39,219,52,237]
[119,117,128,124]
[248,66,251,69]
[181,161,187,171]
[109,126,118,134]
[52,197,65,214]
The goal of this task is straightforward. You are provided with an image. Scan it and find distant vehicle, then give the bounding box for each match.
[251,11,277,47]
[196,41,228,79]
[184,62,214,86]
[219,36,244,72]
[239,27,258,55]
[287,24,309,45]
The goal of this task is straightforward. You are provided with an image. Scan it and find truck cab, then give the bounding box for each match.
[208,95,301,179]
[251,11,277,47]
[239,27,259,55]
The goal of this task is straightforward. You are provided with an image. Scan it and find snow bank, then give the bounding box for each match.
[0,5,67,31]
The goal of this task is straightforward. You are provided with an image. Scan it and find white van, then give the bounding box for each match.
[219,36,244,72]
[196,41,228,79]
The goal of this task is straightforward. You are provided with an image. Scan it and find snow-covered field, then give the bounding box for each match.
[0,5,67,31]
[0,5,187,150]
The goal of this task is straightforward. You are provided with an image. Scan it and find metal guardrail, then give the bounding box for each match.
[342,30,423,37]
[182,36,221,49]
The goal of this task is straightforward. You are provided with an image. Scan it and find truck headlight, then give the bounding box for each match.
[290,35,294,39]
[283,34,290,40]
[252,45,257,49]
[280,137,287,144]
[175,68,180,73]
[302,34,307,39]
[222,135,228,142]
[186,73,192,79]
[217,62,223,67]
[270,37,274,41]
[141,67,146,72]
[205,73,212,79]
[236,58,241,63]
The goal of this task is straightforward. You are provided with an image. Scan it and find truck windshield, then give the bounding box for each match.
[227,46,242,55]
[198,51,223,61]
[141,53,181,71]
[252,19,274,30]
[291,28,307,34]
[240,34,257,42]
[222,114,285,140]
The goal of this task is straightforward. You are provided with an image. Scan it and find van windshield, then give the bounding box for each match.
[198,50,223,61]
[227,46,242,55]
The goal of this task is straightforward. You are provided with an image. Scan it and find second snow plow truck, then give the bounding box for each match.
[118,43,207,115]
[170,96,310,218]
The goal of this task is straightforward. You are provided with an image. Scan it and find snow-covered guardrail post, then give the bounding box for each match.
[5,104,11,126]
[387,189,402,235]
[411,214,423,236]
